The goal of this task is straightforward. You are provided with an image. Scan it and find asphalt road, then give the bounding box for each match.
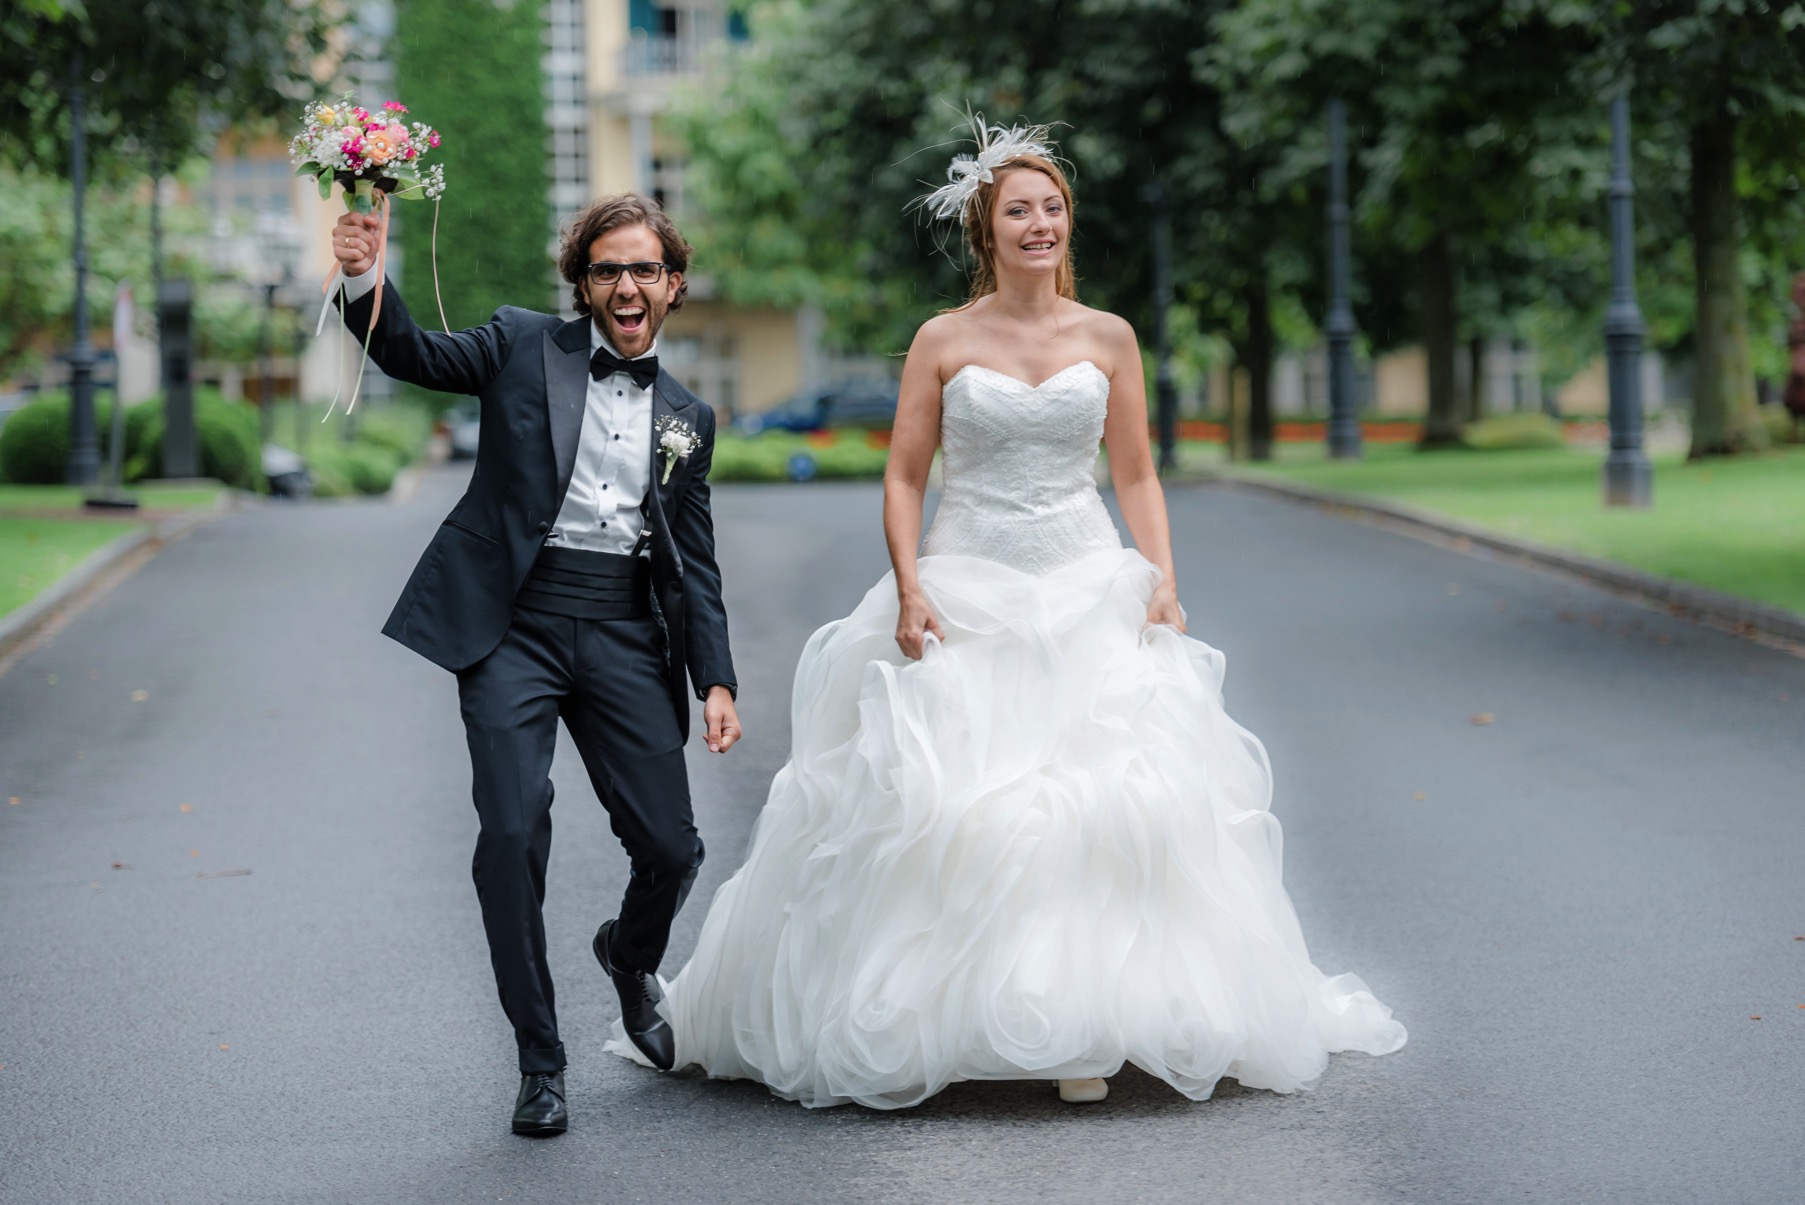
[2,464,1802,1205]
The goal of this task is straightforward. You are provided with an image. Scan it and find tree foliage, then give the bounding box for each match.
[0,0,331,176]
[391,0,554,334]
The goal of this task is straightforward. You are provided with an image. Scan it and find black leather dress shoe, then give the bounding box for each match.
[594,920,676,1071]
[512,1071,568,1136]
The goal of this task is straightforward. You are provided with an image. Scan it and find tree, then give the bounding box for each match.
[676,0,1326,457]
[1214,0,1603,448]
[391,0,554,343]
[0,0,331,176]
[1600,2,1805,457]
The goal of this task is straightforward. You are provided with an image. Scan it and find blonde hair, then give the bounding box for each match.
[956,155,1078,305]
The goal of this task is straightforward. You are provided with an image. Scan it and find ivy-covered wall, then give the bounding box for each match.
[392,0,552,343]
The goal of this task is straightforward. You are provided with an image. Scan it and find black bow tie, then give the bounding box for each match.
[590,344,659,390]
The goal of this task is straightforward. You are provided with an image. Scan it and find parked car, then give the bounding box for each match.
[447,400,481,460]
[733,378,899,435]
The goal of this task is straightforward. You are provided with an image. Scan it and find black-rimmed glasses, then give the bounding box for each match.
[586,260,671,286]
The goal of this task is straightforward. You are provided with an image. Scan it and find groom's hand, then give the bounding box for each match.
[332,212,381,278]
[703,685,741,754]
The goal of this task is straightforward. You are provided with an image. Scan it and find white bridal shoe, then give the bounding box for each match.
[1058,1078,1109,1104]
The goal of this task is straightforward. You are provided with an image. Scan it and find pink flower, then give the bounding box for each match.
[428,132,441,148]
[382,101,408,113]
[385,121,408,143]
[352,106,370,122]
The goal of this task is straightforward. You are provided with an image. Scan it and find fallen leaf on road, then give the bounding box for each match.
[190,849,199,857]
[46,674,57,685]
[1446,583,1461,596]
[87,669,99,680]
[196,869,251,879]
[110,861,131,870]
[219,1044,230,1050]
[7,797,18,806]
[179,803,192,814]
[1751,1015,1761,1021]
[1413,791,1427,801]
[1495,601,1509,613]
[130,690,148,702]
[1471,713,1495,726]
[1557,610,1578,623]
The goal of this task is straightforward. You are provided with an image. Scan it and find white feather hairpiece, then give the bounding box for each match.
[912,109,1062,224]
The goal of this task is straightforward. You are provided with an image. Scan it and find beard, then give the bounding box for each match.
[592,288,669,358]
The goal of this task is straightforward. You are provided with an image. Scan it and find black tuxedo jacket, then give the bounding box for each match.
[342,281,736,738]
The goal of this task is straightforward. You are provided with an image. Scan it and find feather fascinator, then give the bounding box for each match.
[913,109,1063,224]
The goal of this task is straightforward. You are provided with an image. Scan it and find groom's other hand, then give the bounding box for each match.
[703,685,741,754]
[332,212,381,278]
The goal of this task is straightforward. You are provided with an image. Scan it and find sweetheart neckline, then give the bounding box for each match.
[946,360,1104,392]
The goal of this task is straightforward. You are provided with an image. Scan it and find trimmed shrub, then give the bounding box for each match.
[303,440,401,496]
[1762,404,1804,445]
[710,431,889,483]
[0,393,72,483]
[125,390,264,491]
[354,402,434,465]
[0,391,147,483]
[1464,412,1565,451]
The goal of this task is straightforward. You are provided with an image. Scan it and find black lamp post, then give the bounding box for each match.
[1325,99,1362,460]
[64,53,101,486]
[1144,180,1179,475]
[1603,93,1652,507]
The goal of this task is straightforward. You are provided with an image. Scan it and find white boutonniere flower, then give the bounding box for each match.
[656,416,699,484]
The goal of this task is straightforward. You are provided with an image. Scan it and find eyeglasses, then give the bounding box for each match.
[586,260,671,286]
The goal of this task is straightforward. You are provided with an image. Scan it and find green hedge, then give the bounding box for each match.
[1762,405,1804,446]
[123,390,263,490]
[710,431,890,483]
[305,440,404,497]
[0,389,262,490]
[1461,412,1566,451]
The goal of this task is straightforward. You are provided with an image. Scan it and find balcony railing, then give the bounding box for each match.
[619,32,726,78]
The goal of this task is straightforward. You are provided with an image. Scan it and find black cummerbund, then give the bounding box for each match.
[516,546,653,620]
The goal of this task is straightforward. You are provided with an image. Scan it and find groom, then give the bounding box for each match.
[331,194,739,1137]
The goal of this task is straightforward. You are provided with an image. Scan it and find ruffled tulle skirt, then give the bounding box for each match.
[607,548,1405,1108]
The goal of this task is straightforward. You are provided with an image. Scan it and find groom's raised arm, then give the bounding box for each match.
[332,212,509,396]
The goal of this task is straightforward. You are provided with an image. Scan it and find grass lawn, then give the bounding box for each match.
[1231,444,1805,615]
[0,517,142,618]
[0,482,226,513]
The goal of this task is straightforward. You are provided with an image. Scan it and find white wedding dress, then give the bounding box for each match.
[607,359,1406,1108]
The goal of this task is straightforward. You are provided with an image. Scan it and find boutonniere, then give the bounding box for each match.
[656,416,699,484]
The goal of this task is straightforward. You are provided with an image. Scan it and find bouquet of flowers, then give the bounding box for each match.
[292,92,450,416]
[289,93,446,213]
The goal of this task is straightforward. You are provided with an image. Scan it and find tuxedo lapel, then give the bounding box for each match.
[543,319,591,498]
[649,373,696,503]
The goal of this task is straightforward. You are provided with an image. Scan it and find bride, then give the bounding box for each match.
[609,118,1406,1108]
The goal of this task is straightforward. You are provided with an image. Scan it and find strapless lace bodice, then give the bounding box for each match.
[922,360,1122,574]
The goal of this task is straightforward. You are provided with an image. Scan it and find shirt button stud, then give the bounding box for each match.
[613,434,620,440]
[536,521,549,533]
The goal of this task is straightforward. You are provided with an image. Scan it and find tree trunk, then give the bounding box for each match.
[1466,333,1486,421]
[1418,230,1463,448]
[1688,99,1767,457]
[1245,278,1274,461]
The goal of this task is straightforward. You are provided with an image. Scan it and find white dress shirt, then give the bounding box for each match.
[546,325,654,554]
[340,267,653,555]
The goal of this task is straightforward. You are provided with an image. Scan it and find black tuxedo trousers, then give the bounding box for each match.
[458,605,701,1076]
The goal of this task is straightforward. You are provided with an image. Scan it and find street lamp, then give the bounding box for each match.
[64,52,101,486]
[254,213,301,450]
[1325,99,1362,460]
[1603,93,1652,507]
[1143,180,1178,475]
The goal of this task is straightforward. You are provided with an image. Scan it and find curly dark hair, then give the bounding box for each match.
[558,193,692,317]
